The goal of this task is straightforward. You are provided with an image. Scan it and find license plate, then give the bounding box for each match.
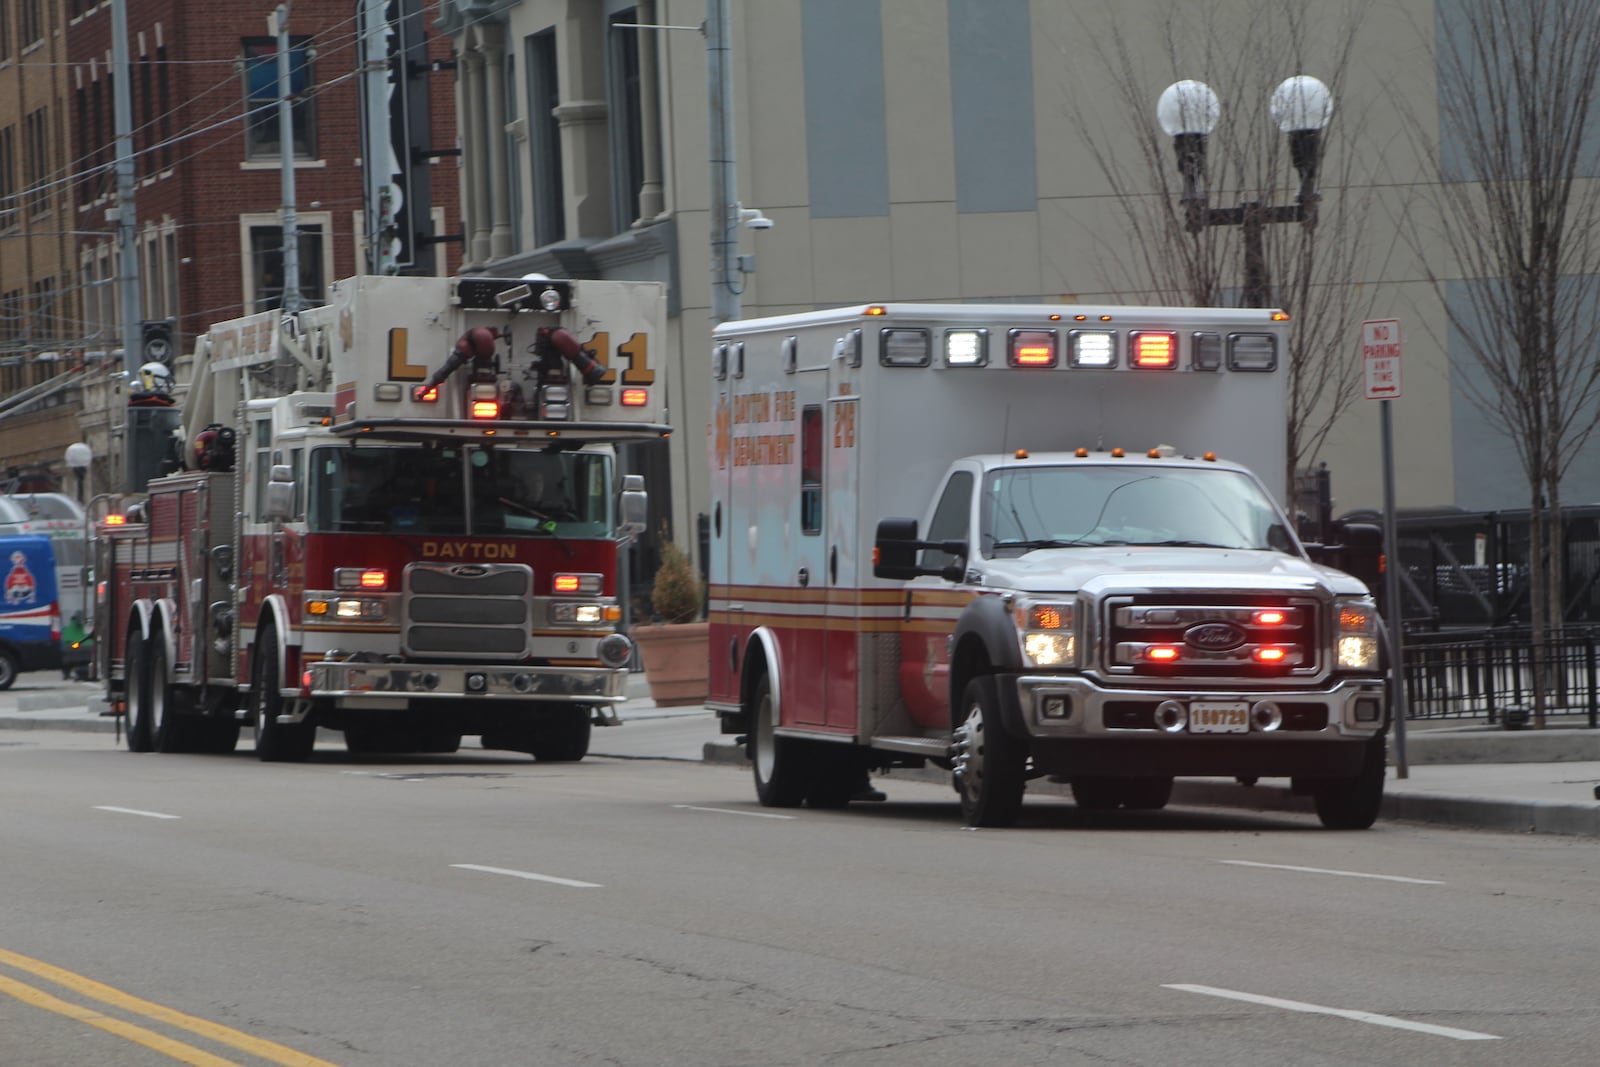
[1188,701,1250,733]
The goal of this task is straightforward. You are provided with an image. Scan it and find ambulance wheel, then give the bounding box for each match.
[529,708,590,762]
[0,648,16,690]
[750,675,809,807]
[953,675,1026,828]
[150,637,198,754]
[124,627,154,752]
[1314,735,1387,830]
[251,625,315,763]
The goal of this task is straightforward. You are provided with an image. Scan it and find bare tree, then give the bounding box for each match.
[1055,1,1382,515]
[1411,0,1600,725]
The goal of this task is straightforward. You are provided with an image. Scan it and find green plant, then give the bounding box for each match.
[649,536,704,624]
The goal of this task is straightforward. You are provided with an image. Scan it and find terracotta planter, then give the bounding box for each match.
[631,621,710,707]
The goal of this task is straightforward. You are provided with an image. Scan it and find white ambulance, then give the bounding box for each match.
[707,301,1388,828]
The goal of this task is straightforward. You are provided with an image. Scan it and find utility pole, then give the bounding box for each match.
[707,0,738,325]
[111,0,141,493]
[111,0,141,367]
[275,4,302,314]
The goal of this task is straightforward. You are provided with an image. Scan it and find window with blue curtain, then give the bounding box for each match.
[242,38,316,161]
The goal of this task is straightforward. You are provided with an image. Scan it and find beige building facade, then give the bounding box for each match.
[438,0,1600,554]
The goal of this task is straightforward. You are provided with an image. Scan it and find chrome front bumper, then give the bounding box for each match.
[304,662,629,704]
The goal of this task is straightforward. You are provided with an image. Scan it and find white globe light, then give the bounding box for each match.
[1270,75,1334,132]
[1157,80,1220,136]
[64,442,93,471]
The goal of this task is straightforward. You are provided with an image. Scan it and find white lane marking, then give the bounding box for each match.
[451,864,602,888]
[1164,984,1500,1041]
[93,806,180,820]
[672,804,797,820]
[1220,860,1443,885]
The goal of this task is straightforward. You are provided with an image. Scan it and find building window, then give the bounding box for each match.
[247,222,326,312]
[24,107,48,217]
[525,29,564,247]
[607,9,644,231]
[21,0,42,47]
[139,52,154,178]
[30,278,55,345]
[0,126,15,232]
[242,37,316,161]
[157,46,174,170]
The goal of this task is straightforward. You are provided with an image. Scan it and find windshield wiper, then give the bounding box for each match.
[1128,539,1238,549]
[995,537,1126,552]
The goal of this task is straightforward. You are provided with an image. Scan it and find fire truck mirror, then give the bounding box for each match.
[620,474,648,539]
[264,465,296,522]
[873,517,924,580]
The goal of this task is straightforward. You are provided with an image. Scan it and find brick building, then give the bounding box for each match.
[1,0,461,495]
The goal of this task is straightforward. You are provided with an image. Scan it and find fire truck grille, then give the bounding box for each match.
[402,563,533,660]
[1102,594,1321,678]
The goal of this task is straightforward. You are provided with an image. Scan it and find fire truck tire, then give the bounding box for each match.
[251,627,315,763]
[750,675,809,808]
[124,627,154,753]
[0,648,17,690]
[529,708,591,762]
[150,637,199,754]
[954,675,1026,828]
[1313,736,1386,830]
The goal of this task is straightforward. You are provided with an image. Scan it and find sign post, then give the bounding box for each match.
[1362,319,1408,777]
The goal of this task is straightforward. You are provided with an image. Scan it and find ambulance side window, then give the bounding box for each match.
[922,471,972,573]
[800,405,823,535]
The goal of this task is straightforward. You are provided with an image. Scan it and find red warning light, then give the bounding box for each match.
[1146,646,1180,661]
[359,569,387,589]
[413,385,439,402]
[470,400,500,419]
[1254,609,1288,626]
[1132,332,1177,368]
[1009,330,1058,367]
[621,388,649,407]
[1253,646,1288,663]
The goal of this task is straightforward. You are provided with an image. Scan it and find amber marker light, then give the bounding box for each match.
[104,513,127,526]
[864,305,887,316]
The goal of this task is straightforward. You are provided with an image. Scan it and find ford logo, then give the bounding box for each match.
[1185,622,1247,651]
[452,564,489,577]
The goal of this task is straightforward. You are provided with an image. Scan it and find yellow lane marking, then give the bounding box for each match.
[0,973,243,1067]
[0,947,344,1067]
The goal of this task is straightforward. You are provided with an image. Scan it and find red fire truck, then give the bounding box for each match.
[97,274,668,761]
[708,301,1389,828]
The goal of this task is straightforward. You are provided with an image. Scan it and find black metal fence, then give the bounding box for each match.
[1402,626,1600,726]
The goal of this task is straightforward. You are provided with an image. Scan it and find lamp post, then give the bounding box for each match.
[1157,76,1333,308]
[64,442,93,505]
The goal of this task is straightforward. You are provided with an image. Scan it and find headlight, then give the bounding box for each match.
[1014,599,1077,668]
[1334,597,1379,670]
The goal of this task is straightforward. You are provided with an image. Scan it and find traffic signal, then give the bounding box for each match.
[140,318,177,364]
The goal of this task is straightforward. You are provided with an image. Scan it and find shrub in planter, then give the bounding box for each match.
[634,537,709,706]
[649,538,704,623]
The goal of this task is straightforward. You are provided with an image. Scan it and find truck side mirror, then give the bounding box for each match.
[619,473,647,540]
[873,518,968,581]
[263,464,295,522]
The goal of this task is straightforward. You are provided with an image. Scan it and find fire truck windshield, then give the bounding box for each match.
[981,465,1295,558]
[307,445,612,536]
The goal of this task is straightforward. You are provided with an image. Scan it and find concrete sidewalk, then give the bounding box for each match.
[5,674,1600,836]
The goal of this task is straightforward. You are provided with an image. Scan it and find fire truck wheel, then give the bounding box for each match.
[0,648,17,690]
[750,674,809,808]
[251,626,315,763]
[1313,735,1386,830]
[150,636,197,754]
[124,627,154,753]
[529,708,591,762]
[954,675,1026,828]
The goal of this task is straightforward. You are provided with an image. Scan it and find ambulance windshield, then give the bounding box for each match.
[981,465,1295,557]
[307,445,612,536]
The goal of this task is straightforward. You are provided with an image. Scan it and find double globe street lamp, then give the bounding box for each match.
[1157,76,1334,308]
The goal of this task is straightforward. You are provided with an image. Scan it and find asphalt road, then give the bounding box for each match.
[3,729,1600,1066]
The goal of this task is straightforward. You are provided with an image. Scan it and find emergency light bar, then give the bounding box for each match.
[944,329,988,366]
[1130,332,1177,369]
[1068,330,1115,368]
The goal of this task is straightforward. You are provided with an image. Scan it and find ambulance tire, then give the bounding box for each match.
[955,675,1026,828]
[1313,735,1386,830]
[529,708,590,762]
[124,627,154,753]
[750,675,809,808]
[251,625,315,763]
[150,636,199,754]
[0,648,16,690]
